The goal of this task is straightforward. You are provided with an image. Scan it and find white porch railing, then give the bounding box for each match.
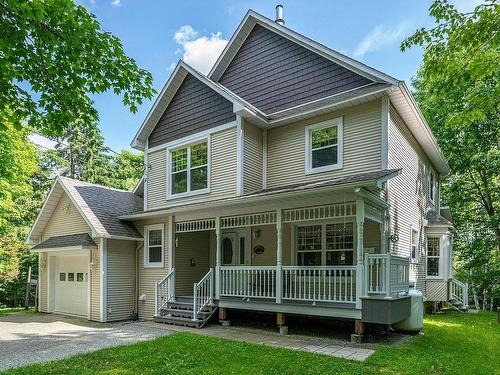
[220,266,276,299]
[365,253,409,296]
[450,277,468,308]
[155,268,175,316]
[192,268,214,321]
[282,266,356,303]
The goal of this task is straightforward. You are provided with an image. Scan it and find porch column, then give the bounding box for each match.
[215,217,221,300]
[276,209,283,304]
[355,198,365,308]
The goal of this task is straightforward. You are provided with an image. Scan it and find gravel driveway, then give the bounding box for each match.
[0,312,174,371]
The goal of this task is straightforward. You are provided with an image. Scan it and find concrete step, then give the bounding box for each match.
[154,315,203,328]
[160,307,212,319]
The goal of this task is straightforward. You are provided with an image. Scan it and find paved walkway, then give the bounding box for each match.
[0,312,174,371]
[140,322,375,361]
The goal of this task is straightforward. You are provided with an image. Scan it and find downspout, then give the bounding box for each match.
[133,241,144,320]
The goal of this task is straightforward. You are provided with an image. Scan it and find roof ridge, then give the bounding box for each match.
[57,175,134,193]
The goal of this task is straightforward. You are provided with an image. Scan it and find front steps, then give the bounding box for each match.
[449,298,468,312]
[154,297,217,328]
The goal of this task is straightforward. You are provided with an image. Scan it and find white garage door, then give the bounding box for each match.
[55,256,88,317]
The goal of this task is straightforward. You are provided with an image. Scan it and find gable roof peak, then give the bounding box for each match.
[208,9,400,86]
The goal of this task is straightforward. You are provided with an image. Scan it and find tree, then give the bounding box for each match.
[0,114,38,236]
[0,0,155,136]
[106,150,144,191]
[402,0,500,308]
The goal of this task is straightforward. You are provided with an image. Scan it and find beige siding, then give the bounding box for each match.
[251,224,292,266]
[388,105,437,293]
[107,240,136,321]
[135,218,170,320]
[243,120,263,193]
[426,279,449,302]
[175,231,211,295]
[42,193,91,240]
[39,253,48,312]
[266,100,382,189]
[146,127,237,210]
[90,248,100,321]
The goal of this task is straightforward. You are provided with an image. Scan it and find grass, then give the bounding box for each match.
[0,308,27,317]
[3,309,499,375]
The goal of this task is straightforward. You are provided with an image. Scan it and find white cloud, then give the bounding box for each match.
[111,0,120,7]
[173,25,228,74]
[354,21,412,58]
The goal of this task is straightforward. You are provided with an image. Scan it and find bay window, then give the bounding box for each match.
[169,139,209,197]
[296,222,354,266]
[427,237,441,277]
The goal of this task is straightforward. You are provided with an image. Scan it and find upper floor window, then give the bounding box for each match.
[305,118,343,174]
[144,224,164,267]
[410,228,419,262]
[296,222,353,266]
[168,139,209,198]
[429,171,436,203]
[427,237,440,277]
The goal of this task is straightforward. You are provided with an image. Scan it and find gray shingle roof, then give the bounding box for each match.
[60,177,143,239]
[32,233,96,250]
[426,209,453,226]
[244,169,401,198]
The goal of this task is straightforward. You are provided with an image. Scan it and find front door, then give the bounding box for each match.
[221,229,250,265]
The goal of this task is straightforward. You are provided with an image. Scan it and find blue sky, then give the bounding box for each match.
[62,0,480,152]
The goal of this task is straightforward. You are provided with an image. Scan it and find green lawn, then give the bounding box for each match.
[0,308,26,317]
[3,309,499,375]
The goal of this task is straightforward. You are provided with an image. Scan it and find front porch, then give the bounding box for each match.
[154,191,410,328]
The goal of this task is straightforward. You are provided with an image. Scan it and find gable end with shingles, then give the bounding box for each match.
[218,24,374,114]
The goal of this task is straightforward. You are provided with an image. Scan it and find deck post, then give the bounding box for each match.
[276,209,283,304]
[355,198,365,309]
[385,253,391,298]
[215,216,221,300]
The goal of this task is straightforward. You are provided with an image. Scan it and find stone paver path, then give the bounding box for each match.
[140,322,375,362]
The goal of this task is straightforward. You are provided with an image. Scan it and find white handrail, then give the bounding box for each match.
[451,277,468,308]
[365,253,409,296]
[282,266,357,303]
[155,268,175,316]
[193,268,214,321]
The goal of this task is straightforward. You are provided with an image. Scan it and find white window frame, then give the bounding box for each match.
[305,118,343,175]
[293,220,355,266]
[426,236,442,278]
[410,227,419,263]
[166,136,210,199]
[144,224,164,268]
[429,171,436,204]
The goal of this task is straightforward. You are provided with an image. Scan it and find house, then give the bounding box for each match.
[28,7,468,335]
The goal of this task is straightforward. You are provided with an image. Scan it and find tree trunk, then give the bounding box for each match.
[471,281,481,310]
[482,289,488,310]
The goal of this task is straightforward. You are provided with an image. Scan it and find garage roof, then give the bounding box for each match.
[31,233,97,251]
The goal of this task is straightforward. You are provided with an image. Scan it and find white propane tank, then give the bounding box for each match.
[393,289,424,332]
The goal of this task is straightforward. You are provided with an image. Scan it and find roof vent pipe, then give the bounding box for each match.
[275,5,285,25]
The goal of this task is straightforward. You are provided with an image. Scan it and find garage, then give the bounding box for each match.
[54,255,88,317]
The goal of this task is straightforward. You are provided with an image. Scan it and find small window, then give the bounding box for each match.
[325,223,354,266]
[429,172,436,203]
[305,118,343,174]
[411,228,419,262]
[297,225,322,266]
[67,273,75,282]
[169,139,209,197]
[59,273,66,281]
[427,237,441,276]
[84,273,89,282]
[144,224,164,267]
[76,273,84,282]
